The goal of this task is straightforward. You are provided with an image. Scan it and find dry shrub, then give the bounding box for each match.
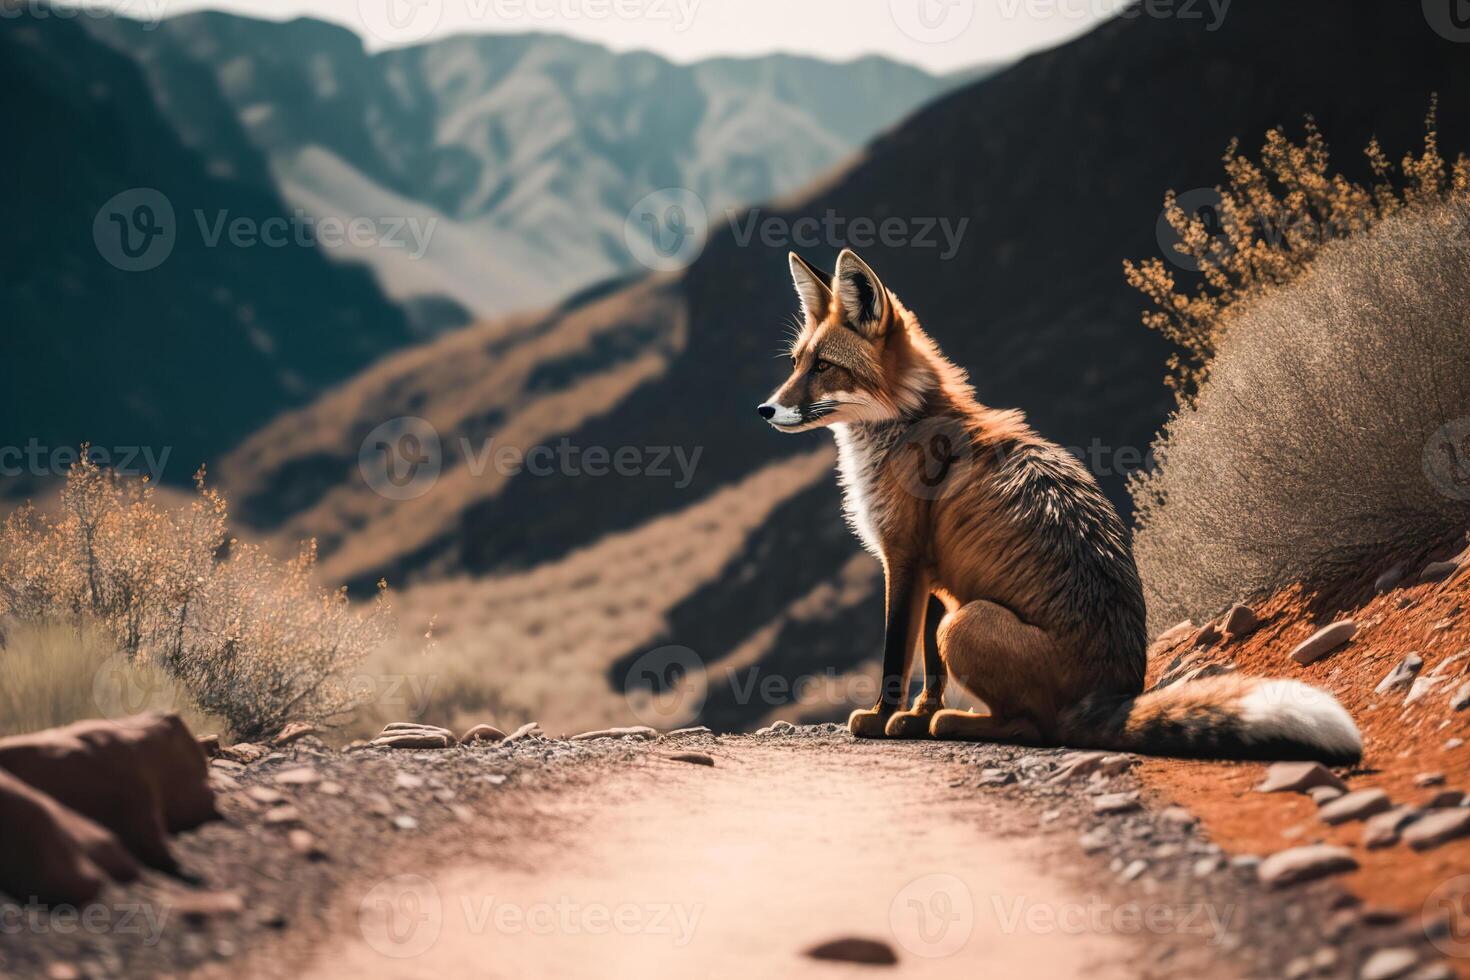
[1132,199,1470,633]
[1126,101,1470,403]
[0,457,391,740]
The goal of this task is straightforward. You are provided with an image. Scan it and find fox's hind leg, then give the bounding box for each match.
[928,600,1057,745]
[885,598,948,738]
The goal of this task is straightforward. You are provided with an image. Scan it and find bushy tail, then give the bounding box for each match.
[1061,674,1362,765]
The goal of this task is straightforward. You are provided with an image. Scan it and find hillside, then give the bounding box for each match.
[0,11,416,493]
[226,1,1470,732]
[84,13,955,321]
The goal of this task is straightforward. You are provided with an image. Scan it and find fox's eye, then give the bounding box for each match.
[813,359,831,374]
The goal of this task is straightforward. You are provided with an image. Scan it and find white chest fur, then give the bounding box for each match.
[831,422,900,558]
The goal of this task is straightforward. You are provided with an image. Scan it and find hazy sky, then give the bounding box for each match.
[90,0,1118,72]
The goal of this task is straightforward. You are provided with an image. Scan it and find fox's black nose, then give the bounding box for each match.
[757,404,776,420]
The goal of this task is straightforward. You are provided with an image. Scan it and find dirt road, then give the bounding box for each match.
[301,741,1137,979]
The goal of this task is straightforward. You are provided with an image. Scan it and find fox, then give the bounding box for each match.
[757,249,1362,764]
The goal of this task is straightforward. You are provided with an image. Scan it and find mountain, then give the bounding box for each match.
[84,14,955,321]
[0,11,416,493]
[219,1,1470,732]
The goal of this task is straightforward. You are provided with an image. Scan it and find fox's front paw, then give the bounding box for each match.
[884,709,937,739]
[847,707,890,738]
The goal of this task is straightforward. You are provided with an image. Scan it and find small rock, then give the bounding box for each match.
[1256,761,1349,794]
[664,726,713,738]
[977,768,1013,786]
[1362,807,1422,849]
[219,741,267,763]
[1360,906,1403,925]
[381,721,452,736]
[1405,964,1454,980]
[1415,772,1446,787]
[449,804,474,823]
[372,731,452,749]
[1403,809,1470,850]
[166,889,245,923]
[570,725,657,741]
[1119,859,1148,882]
[287,829,326,860]
[1419,561,1459,584]
[1375,565,1405,594]
[263,806,301,825]
[503,722,543,743]
[1223,603,1260,637]
[1192,855,1223,877]
[667,752,715,766]
[273,766,320,786]
[1309,785,1345,805]
[1289,620,1357,666]
[459,724,507,744]
[317,780,345,796]
[1258,844,1357,888]
[210,773,241,792]
[245,786,286,806]
[1447,738,1465,750]
[1407,675,1449,706]
[1375,654,1423,695]
[1285,957,1312,980]
[1050,751,1107,782]
[273,722,319,746]
[196,734,221,756]
[392,814,419,831]
[45,963,81,980]
[1196,621,1224,646]
[1311,947,1339,973]
[769,720,796,734]
[804,937,897,965]
[1359,948,1418,980]
[1097,754,1133,776]
[1452,680,1470,712]
[1079,827,1110,853]
[1092,792,1141,815]
[1320,788,1392,825]
[394,772,425,790]
[1159,806,1196,827]
[1425,790,1465,808]
[1152,619,1196,651]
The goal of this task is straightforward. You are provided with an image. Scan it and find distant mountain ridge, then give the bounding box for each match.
[84,14,957,320]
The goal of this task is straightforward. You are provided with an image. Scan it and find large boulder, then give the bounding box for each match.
[0,767,140,904]
[0,713,217,874]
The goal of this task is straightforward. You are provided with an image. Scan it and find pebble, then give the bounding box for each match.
[1257,844,1357,888]
[1309,785,1345,805]
[392,815,419,831]
[570,725,658,742]
[317,780,345,796]
[1256,761,1348,794]
[1223,603,1260,637]
[245,786,286,806]
[1159,806,1195,827]
[503,722,544,743]
[1289,620,1356,666]
[1319,788,1392,825]
[394,772,425,790]
[1419,560,1459,583]
[1311,947,1339,973]
[1050,751,1107,782]
[372,730,452,749]
[263,806,301,826]
[1415,772,1446,787]
[1192,855,1223,877]
[1403,809,1470,850]
[1452,680,1470,712]
[1092,792,1141,815]
[273,766,320,786]
[1375,565,1405,593]
[804,937,897,965]
[1118,859,1148,882]
[273,722,319,746]
[1362,807,1422,849]
[665,726,713,738]
[667,752,715,766]
[287,829,325,860]
[977,768,1013,786]
[1375,654,1422,695]
[459,724,507,744]
[1078,827,1110,853]
[1425,790,1464,808]
[1359,948,1418,980]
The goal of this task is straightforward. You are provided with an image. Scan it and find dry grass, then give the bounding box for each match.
[1126,101,1469,404]
[0,457,393,740]
[1132,199,1470,633]
[0,620,222,738]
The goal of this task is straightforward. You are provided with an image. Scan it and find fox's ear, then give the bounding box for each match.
[788,252,832,322]
[833,249,889,339]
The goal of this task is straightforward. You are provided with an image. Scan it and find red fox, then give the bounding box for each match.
[758,249,1362,764]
